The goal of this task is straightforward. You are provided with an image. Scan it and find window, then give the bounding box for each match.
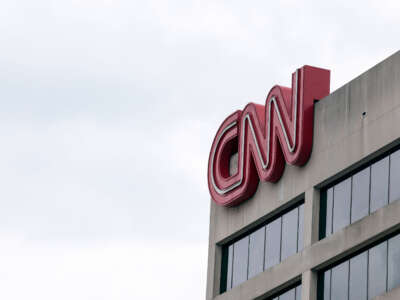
[370,157,389,213]
[319,232,400,300]
[268,284,302,300]
[321,148,400,239]
[265,217,281,270]
[232,236,249,287]
[248,227,265,279]
[221,202,305,293]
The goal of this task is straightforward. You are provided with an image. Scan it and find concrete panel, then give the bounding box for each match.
[303,188,320,248]
[373,286,400,300]
[301,271,317,300]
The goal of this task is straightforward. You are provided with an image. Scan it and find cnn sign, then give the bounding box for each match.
[207,66,330,207]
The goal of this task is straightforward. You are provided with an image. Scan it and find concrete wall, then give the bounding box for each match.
[206,50,400,300]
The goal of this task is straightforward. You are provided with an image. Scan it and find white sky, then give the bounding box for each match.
[0,0,399,299]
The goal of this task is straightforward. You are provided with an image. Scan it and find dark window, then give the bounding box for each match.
[319,232,400,300]
[267,284,301,300]
[325,188,333,237]
[321,149,398,240]
[298,205,304,251]
[370,157,389,214]
[265,217,282,270]
[281,209,298,261]
[221,202,304,293]
[323,270,331,300]
[295,285,302,300]
[279,288,296,300]
[351,168,370,223]
[226,245,233,290]
[388,235,400,291]
[232,236,249,287]
[333,178,351,233]
[248,226,265,279]
[390,149,400,203]
[331,261,349,300]
[349,252,368,300]
[368,242,387,299]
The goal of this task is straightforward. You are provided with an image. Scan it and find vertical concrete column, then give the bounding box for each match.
[301,270,318,300]
[303,188,320,247]
[301,188,320,300]
[206,204,222,300]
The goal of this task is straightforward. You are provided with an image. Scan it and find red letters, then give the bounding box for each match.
[208,66,330,207]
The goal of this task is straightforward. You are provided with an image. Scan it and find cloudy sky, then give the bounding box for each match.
[0,0,399,299]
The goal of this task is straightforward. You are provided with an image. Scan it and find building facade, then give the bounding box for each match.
[206,51,400,300]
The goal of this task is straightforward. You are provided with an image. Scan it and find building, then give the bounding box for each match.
[206,51,400,300]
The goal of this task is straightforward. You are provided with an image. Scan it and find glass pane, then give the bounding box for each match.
[295,285,302,300]
[326,188,333,237]
[248,226,265,279]
[390,150,400,203]
[370,157,389,213]
[265,217,282,269]
[388,234,400,291]
[368,242,388,299]
[279,288,295,300]
[281,209,298,261]
[351,168,370,223]
[349,252,368,300]
[331,261,349,300]
[226,245,233,290]
[333,178,351,233]
[323,270,331,300]
[298,204,304,251]
[232,236,249,287]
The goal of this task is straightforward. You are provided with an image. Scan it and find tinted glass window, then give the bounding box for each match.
[325,188,333,237]
[323,270,331,300]
[248,226,265,279]
[390,150,400,203]
[268,285,301,300]
[222,203,303,293]
[331,261,349,300]
[279,288,295,300]
[370,157,389,213]
[281,209,298,261]
[321,150,398,240]
[226,245,233,290]
[351,168,370,223]
[349,252,367,300]
[295,285,302,300]
[298,204,304,251]
[333,178,351,232]
[232,236,249,287]
[320,232,400,300]
[388,235,400,291]
[265,217,282,269]
[368,242,388,299]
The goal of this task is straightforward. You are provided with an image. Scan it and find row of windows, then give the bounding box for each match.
[319,232,400,300]
[321,148,400,238]
[221,203,304,292]
[220,147,400,296]
[268,284,302,300]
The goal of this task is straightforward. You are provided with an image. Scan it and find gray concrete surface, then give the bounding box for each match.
[206,50,400,300]
[373,286,400,300]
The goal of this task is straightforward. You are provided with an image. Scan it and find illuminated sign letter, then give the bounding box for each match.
[208,66,330,206]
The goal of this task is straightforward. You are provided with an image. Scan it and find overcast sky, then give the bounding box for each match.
[0,1,399,299]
